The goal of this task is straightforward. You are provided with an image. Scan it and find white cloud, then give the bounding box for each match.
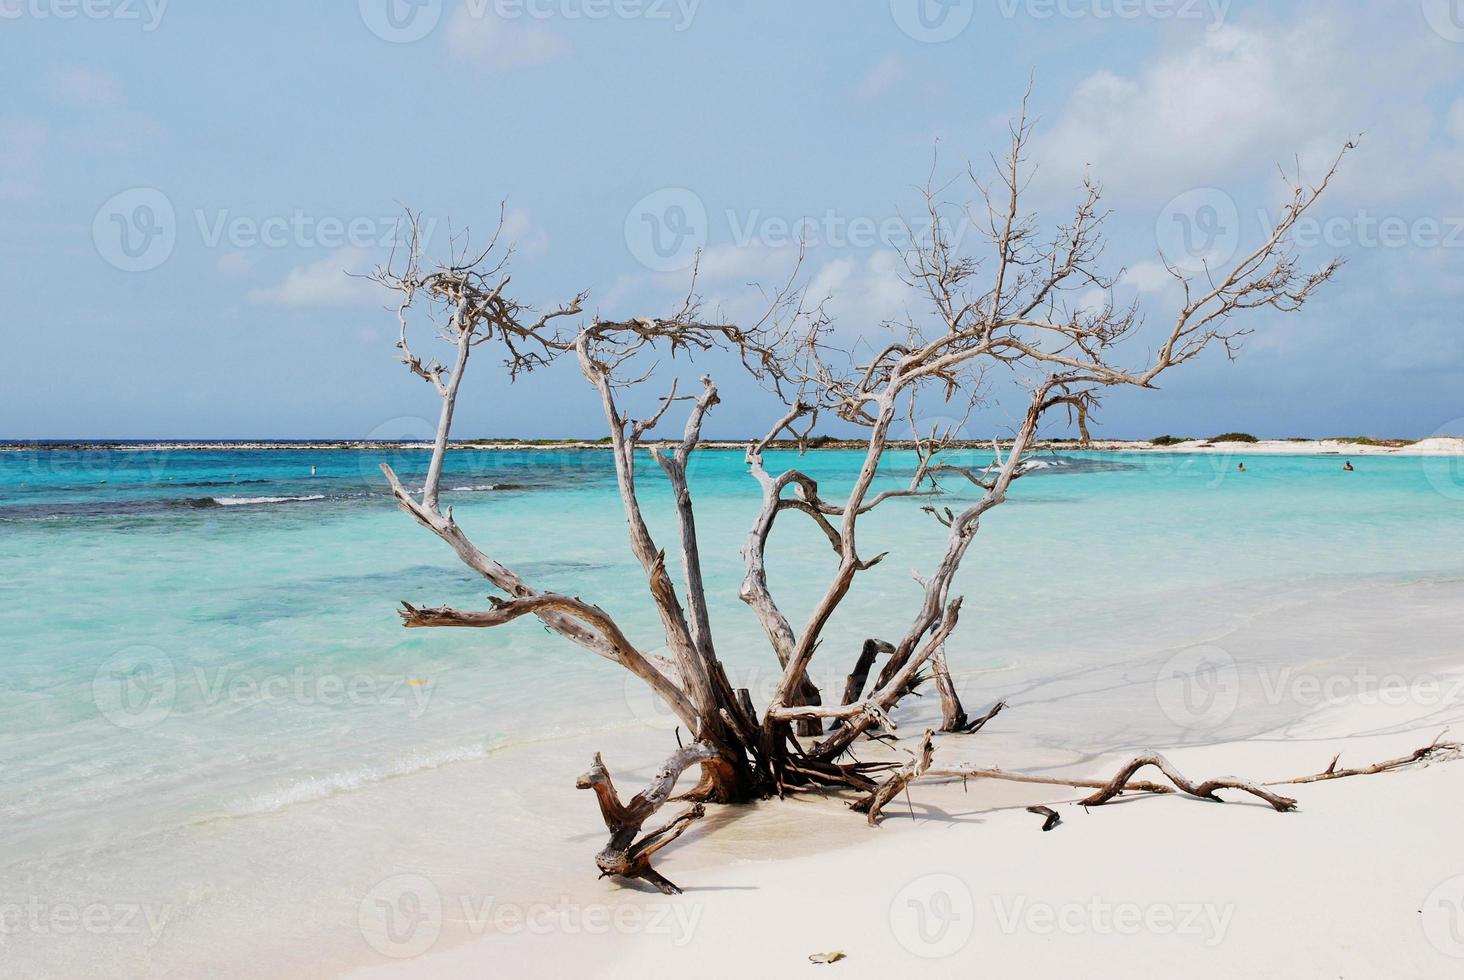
[444,8,570,73]
[248,248,378,308]
[1448,98,1464,144]
[1033,9,1459,206]
[216,252,252,277]
[855,56,903,102]
[1120,261,1177,296]
[805,249,914,338]
[1036,23,1340,197]
[499,207,548,254]
[52,69,120,106]
[0,123,46,201]
[626,243,916,350]
[694,242,800,283]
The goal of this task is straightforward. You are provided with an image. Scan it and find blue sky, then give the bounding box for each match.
[3,0,1463,440]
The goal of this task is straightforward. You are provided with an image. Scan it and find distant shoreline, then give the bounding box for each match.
[3,437,1463,455]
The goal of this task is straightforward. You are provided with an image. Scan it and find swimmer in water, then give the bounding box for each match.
[1343,460,1354,471]
[1237,462,1246,473]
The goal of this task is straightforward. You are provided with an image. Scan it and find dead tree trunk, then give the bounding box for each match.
[369,115,1363,891]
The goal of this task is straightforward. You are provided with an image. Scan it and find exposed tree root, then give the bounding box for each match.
[1271,733,1461,786]
[1075,754,1298,811]
[946,698,1008,736]
[854,734,1461,825]
[576,744,728,895]
[850,730,937,825]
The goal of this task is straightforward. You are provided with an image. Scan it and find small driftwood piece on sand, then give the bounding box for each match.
[1272,734,1461,786]
[1027,805,1061,831]
[854,723,1462,825]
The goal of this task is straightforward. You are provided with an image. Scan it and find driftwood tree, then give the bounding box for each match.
[371,110,1429,894]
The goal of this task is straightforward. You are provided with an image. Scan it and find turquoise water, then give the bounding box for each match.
[4,445,1464,971]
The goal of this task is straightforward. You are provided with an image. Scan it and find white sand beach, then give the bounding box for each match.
[336,578,1464,980]
[347,702,1464,979]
